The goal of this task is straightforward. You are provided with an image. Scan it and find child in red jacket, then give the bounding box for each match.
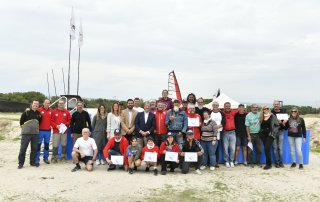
[159,132,180,175]
[141,137,159,176]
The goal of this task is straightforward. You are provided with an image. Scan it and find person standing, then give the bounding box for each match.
[121,99,138,142]
[199,111,218,171]
[210,101,226,168]
[186,93,196,105]
[18,100,42,169]
[135,102,156,147]
[158,89,173,110]
[153,102,168,147]
[271,100,287,168]
[234,104,248,166]
[187,104,202,141]
[36,99,52,165]
[149,99,157,114]
[222,102,238,168]
[165,99,188,144]
[260,106,279,170]
[133,97,144,113]
[92,104,108,165]
[70,101,92,145]
[195,97,210,120]
[245,104,262,168]
[51,100,71,163]
[71,128,98,172]
[106,102,121,139]
[285,107,306,169]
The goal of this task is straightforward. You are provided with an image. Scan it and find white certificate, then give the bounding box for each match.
[111,155,124,165]
[59,123,68,134]
[276,114,289,121]
[184,152,198,162]
[188,117,200,127]
[247,142,253,151]
[144,152,158,162]
[165,152,178,162]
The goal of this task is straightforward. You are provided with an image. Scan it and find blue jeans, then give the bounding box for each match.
[36,130,51,163]
[273,130,284,164]
[222,131,236,163]
[170,132,184,145]
[201,140,218,167]
[288,137,303,164]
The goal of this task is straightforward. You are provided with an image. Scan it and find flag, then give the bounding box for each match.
[70,7,76,40]
[78,19,83,47]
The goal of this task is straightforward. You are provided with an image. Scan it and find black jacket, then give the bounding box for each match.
[70,110,92,134]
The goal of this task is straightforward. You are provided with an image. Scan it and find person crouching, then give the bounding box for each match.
[71,128,98,172]
[141,137,159,176]
[159,132,180,175]
[127,137,142,174]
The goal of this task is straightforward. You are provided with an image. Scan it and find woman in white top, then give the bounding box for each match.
[107,102,121,139]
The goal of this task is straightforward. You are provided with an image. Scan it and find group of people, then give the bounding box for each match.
[18,90,307,175]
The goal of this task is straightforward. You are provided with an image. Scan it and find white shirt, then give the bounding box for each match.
[210,111,223,140]
[144,112,149,124]
[128,110,133,127]
[74,137,97,157]
[133,107,144,113]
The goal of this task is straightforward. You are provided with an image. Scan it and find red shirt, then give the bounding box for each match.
[159,142,180,160]
[187,113,202,140]
[51,108,71,134]
[38,106,52,130]
[140,145,160,161]
[103,137,129,165]
[223,109,238,131]
[153,110,168,135]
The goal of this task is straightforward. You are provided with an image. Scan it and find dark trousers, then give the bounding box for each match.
[160,154,178,171]
[215,140,221,164]
[248,134,263,164]
[181,155,203,174]
[261,134,274,166]
[154,134,166,147]
[18,134,38,166]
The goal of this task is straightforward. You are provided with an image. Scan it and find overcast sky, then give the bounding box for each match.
[0,0,319,106]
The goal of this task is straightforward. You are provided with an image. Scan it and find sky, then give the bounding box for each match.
[0,0,319,106]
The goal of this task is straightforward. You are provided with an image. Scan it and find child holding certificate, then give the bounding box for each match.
[127,137,142,174]
[140,137,160,176]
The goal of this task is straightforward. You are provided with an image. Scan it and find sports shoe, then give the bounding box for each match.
[230,162,235,168]
[30,163,40,167]
[145,166,150,172]
[101,160,106,165]
[195,169,202,175]
[18,164,23,169]
[200,165,206,170]
[234,161,238,165]
[291,163,296,168]
[44,159,50,164]
[161,170,167,175]
[153,169,158,176]
[299,164,303,169]
[107,164,116,171]
[225,162,230,168]
[128,168,134,174]
[263,165,272,170]
[279,162,284,168]
[210,166,215,171]
[71,166,81,172]
[243,161,248,166]
[95,160,100,166]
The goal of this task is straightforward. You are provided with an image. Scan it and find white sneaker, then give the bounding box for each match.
[95,160,100,166]
[101,160,106,165]
[225,162,230,168]
[243,161,248,166]
[200,166,206,170]
[230,162,235,168]
[234,161,238,165]
[195,169,202,175]
[210,166,215,171]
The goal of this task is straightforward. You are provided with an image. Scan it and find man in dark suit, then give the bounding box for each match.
[135,101,156,147]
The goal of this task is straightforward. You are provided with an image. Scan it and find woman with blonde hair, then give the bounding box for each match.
[285,107,306,169]
[259,106,279,170]
[107,102,121,139]
[92,104,108,165]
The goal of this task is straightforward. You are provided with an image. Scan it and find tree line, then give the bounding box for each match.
[0,92,319,115]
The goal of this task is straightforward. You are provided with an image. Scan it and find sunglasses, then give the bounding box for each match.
[263,108,269,110]
[291,111,297,113]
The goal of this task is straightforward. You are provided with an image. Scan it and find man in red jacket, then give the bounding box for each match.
[153,102,168,147]
[104,129,129,171]
[187,104,202,140]
[222,102,238,168]
[50,100,71,163]
[36,99,52,165]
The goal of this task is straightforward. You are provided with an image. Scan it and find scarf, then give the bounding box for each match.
[147,143,155,150]
[115,137,122,143]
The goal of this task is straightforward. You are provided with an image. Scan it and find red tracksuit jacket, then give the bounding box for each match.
[38,106,53,130]
[153,110,168,135]
[187,113,202,140]
[51,108,71,134]
[103,137,129,165]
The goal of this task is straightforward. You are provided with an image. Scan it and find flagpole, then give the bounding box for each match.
[46,72,51,99]
[68,34,71,95]
[62,67,66,95]
[52,69,58,97]
[77,47,80,96]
